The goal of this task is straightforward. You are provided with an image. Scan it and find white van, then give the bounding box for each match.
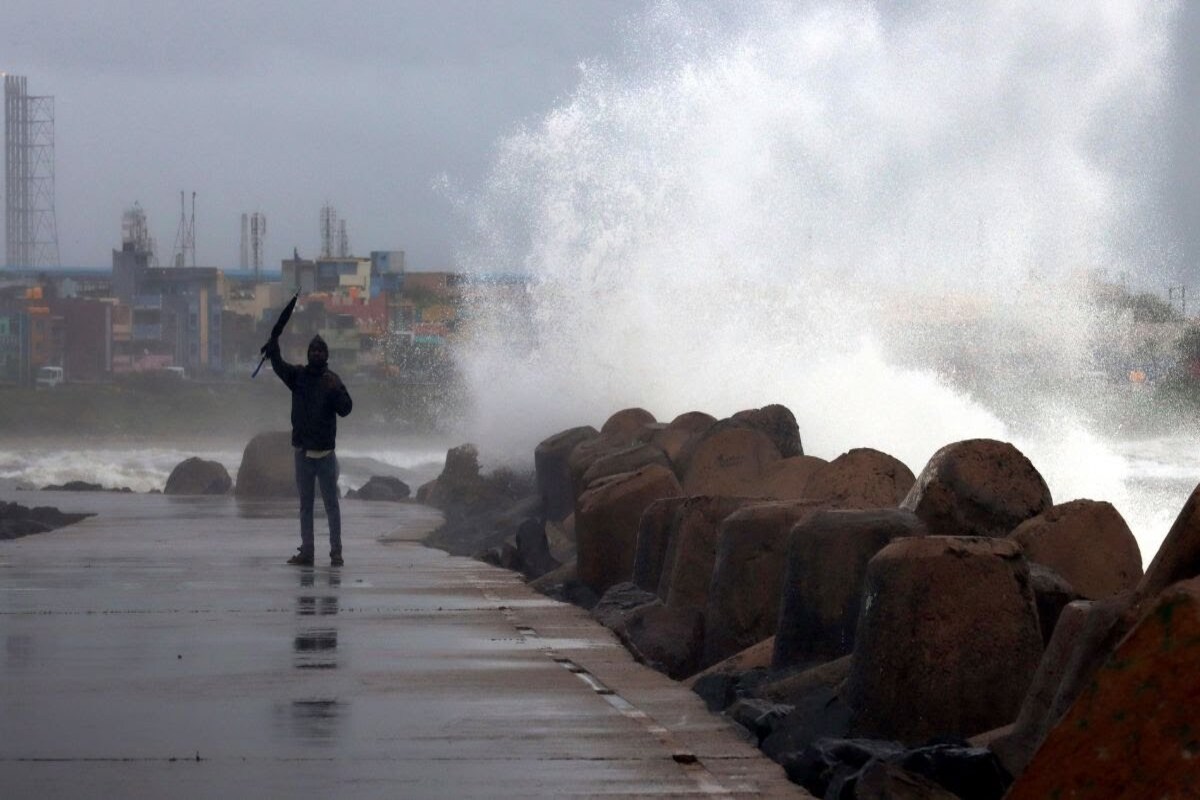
[36,366,64,389]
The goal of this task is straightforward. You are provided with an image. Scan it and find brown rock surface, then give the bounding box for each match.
[1009,498,1142,599]
[575,464,682,595]
[618,603,706,680]
[773,509,926,670]
[731,403,804,457]
[987,600,1093,778]
[580,443,671,488]
[702,499,827,666]
[680,426,781,496]
[631,497,689,592]
[1008,578,1200,799]
[600,407,657,439]
[901,438,1052,537]
[567,433,637,499]
[659,496,759,608]
[758,455,827,500]
[234,431,297,498]
[534,425,599,521]
[803,448,915,509]
[1138,481,1200,601]
[652,411,718,470]
[846,536,1043,745]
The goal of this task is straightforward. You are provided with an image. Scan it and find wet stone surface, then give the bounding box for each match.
[0,489,801,798]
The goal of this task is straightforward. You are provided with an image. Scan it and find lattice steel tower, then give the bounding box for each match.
[4,74,59,268]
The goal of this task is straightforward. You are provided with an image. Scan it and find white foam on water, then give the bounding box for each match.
[454,1,1181,562]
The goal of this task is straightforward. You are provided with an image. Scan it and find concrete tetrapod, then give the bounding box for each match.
[845,536,1043,745]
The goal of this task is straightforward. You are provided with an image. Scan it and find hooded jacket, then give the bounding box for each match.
[267,340,353,450]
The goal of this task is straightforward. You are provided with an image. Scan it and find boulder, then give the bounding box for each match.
[855,761,962,800]
[415,478,437,504]
[234,431,297,498]
[600,407,657,439]
[347,475,410,501]
[901,439,1052,537]
[758,455,827,500]
[514,517,561,579]
[42,480,132,493]
[773,509,926,670]
[534,425,599,521]
[580,443,671,488]
[898,743,1012,800]
[688,637,776,712]
[804,448,916,510]
[702,499,827,666]
[726,698,795,745]
[1137,480,1200,601]
[618,602,705,679]
[591,581,660,631]
[758,662,856,764]
[479,541,519,570]
[631,496,689,592]
[0,501,92,540]
[1008,578,1200,799]
[527,560,598,609]
[680,426,781,496]
[731,403,804,458]
[1009,499,1142,600]
[845,536,1044,745]
[758,655,853,706]
[164,457,232,495]
[776,738,906,799]
[544,516,576,564]
[1027,563,1083,645]
[426,443,483,512]
[575,464,682,595]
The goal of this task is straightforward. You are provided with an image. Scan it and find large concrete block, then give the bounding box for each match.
[846,536,1043,745]
[901,439,1051,537]
[773,509,925,670]
[575,464,682,595]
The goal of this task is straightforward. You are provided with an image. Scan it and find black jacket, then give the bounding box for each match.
[268,345,353,450]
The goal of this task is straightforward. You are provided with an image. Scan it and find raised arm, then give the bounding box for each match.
[266,337,299,390]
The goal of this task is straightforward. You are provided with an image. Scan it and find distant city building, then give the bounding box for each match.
[370,250,405,298]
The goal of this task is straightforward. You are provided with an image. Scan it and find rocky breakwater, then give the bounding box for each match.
[416,406,1194,798]
[1,500,94,540]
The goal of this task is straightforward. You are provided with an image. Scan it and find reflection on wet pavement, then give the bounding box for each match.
[273,699,344,744]
[289,568,345,740]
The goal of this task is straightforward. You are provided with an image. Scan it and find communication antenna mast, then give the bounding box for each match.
[337,219,349,257]
[239,213,249,269]
[172,190,196,267]
[320,203,337,258]
[4,74,59,268]
[250,212,266,279]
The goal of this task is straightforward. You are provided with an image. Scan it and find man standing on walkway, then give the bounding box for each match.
[266,334,353,566]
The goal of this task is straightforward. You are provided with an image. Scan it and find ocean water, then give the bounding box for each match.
[0,439,449,498]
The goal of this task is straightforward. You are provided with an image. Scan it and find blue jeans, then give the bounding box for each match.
[295,449,342,557]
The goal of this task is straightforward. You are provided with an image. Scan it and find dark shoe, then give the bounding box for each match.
[287,552,314,566]
[330,553,344,567]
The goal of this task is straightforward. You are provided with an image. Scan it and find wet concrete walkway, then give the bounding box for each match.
[0,490,803,798]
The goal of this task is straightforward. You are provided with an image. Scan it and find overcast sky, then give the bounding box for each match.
[2,0,643,270]
[3,1,1200,283]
